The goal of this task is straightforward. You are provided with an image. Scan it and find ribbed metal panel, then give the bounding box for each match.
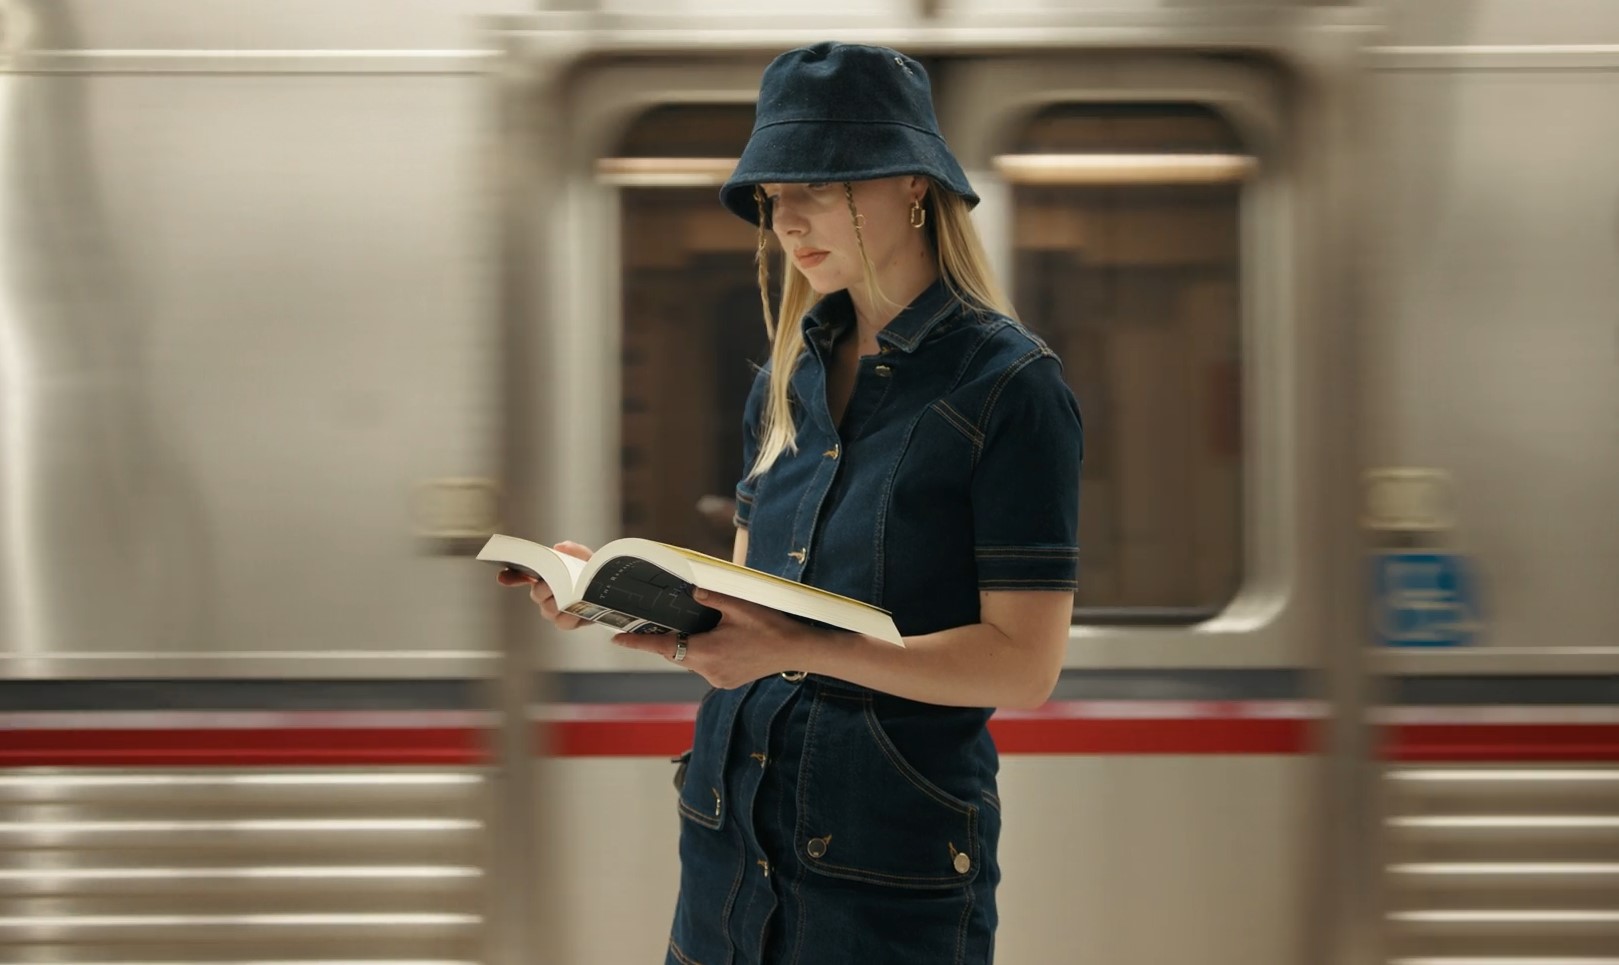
[0,769,488,963]
[1384,767,1619,962]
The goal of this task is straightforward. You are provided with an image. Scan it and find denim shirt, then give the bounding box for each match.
[734,277,1083,630]
[666,279,1082,965]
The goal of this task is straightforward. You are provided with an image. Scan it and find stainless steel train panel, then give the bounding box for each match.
[1366,42,1619,659]
[1384,765,1619,960]
[0,767,489,962]
[532,754,1317,965]
[11,0,526,51]
[2,9,503,675]
[1388,0,1619,46]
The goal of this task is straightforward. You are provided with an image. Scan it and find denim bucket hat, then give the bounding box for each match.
[720,42,978,225]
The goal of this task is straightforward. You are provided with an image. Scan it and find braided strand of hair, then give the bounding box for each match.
[754,187,776,339]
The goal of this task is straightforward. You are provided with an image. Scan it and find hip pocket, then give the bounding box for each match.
[794,691,979,889]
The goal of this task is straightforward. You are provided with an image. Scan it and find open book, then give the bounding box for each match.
[477,535,903,647]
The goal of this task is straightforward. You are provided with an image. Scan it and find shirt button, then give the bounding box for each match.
[954,851,972,874]
[806,836,830,859]
[822,445,840,459]
[787,548,807,564]
[757,859,771,878]
[874,364,893,378]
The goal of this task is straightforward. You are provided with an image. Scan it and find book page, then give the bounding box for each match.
[477,535,586,606]
[580,557,721,636]
[555,550,589,589]
[680,558,903,647]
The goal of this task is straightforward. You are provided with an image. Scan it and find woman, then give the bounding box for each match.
[502,42,1083,965]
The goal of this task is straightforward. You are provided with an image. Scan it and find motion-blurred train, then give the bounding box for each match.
[2,1,1616,963]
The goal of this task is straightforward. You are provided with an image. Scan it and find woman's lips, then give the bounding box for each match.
[794,248,829,268]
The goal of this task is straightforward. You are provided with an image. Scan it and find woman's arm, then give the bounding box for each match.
[797,590,1071,710]
[615,584,1071,711]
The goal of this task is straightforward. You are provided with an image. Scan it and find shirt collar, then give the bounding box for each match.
[800,278,964,356]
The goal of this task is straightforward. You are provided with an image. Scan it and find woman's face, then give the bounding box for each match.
[761,177,924,295]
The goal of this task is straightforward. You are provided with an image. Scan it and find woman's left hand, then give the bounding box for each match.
[611,589,823,689]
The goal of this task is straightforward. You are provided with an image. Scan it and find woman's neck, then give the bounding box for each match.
[847,245,940,352]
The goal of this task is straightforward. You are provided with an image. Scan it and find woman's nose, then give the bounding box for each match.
[771,203,807,234]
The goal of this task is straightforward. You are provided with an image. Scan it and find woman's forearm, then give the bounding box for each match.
[798,619,1062,710]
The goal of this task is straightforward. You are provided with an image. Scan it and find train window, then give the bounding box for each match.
[1004,104,1250,622]
[602,105,767,559]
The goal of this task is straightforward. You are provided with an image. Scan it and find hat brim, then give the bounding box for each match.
[719,120,979,225]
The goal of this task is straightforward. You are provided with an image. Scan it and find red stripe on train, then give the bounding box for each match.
[2,718,1309,766]
[1383,724,1619,763]
[0,728,486,767]
[4,721,1618,766]
[5,704,1618,766]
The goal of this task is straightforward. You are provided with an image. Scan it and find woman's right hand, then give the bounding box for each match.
[495,541,596,631]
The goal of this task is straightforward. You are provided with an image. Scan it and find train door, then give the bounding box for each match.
[491,17,1370,964]
[939,54,1365,965]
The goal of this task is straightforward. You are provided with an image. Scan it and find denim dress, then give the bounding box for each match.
[666,279,1083,965]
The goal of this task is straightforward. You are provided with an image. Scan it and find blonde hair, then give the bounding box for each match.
[747,180,1015,480]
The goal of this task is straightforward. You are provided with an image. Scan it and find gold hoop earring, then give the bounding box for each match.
[909,199,926,229]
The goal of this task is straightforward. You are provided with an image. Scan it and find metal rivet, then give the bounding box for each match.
[822,446,839,459]
[954,851,971,874]
[712,789,722,817]
[806,836,830,859]
[788,549,807,564]
[757,859,771,877]
[874,364,892,377]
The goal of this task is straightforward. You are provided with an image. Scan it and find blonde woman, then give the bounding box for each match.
[503,42,1083,964]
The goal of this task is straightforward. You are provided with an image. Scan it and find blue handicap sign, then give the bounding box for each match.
[1370,551,1483,647]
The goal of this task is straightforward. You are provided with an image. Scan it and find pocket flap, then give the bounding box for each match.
[676,689,742,830]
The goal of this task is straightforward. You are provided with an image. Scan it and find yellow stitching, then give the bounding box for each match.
[668,938,705,965]
[931,401,984,445]
[863,700,975,816]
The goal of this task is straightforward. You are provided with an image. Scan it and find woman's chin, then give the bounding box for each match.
[799,269,850,295]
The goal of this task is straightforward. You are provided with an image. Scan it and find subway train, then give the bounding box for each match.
[2,1,1617,963]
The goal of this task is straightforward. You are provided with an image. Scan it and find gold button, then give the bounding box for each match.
[822,445,840,459]
[806,836,829,859]
[874,364,893,377]
[757,859,771,878]
[780,671,807,682]
[787,549,806,564]
[954,851,971,874]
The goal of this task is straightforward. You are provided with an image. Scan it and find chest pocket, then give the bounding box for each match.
[676,687,742,830]
[793,690,980,889]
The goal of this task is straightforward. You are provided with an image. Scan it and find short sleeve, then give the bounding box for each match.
[733,364,771,529]
[971,354,1084,591]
